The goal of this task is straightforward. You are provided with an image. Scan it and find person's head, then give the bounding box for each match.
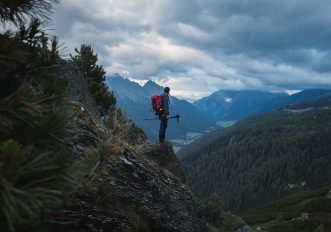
[164,87,170,95]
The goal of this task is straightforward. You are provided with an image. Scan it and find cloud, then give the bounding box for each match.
[52,0,331,100]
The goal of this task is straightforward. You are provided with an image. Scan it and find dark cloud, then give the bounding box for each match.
[52,0,331,100]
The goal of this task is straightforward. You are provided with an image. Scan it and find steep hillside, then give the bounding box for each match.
[1,61,213,231]
[179,95,331,213]
[193,89,331,123]
[104,74,215,141]
[48,142,209,232]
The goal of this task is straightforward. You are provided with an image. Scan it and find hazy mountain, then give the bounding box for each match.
[142,80,164,96]
[179,94,331,213]
[193,89,331,122]
[193,90,287,121]
[287,89,331,104]
[104,74,215,141]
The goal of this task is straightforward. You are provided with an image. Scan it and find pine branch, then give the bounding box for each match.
[0,0,59,25]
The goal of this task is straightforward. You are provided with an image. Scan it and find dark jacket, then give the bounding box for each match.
[161,93,170,116]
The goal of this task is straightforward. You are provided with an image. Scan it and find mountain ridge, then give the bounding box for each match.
[193,89,331,122]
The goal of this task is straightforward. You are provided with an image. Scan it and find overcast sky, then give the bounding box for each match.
[52,0,331,101]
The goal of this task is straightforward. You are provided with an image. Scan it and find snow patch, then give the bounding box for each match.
[285,89,302,95]
[217,120,237,127]
[224,97,232,103]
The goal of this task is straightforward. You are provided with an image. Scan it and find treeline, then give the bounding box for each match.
[180,99,331,213]
[0,1,145,231]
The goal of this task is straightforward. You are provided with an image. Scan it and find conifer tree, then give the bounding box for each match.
[205,194,223,227]
[0,0,56,24]
[0,1,89,231]
[70,44,116,116]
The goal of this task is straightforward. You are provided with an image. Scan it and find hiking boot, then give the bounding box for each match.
[159,139,166,143]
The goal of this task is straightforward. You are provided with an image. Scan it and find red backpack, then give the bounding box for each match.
[151,95,163,115]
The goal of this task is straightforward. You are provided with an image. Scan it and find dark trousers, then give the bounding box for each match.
[159,119,168,141]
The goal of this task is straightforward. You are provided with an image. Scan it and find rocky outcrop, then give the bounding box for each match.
[141,142,185,183]
[70,101,106,149]
[52,144,207,232]
[60,65,100,117]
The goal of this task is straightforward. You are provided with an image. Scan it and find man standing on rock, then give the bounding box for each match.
[159,87,170,143]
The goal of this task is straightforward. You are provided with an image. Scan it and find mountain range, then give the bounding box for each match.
[105,73,331,145]
[193,89,331,123]
[104,73,215,141]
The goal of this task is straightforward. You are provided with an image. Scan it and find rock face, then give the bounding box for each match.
[52,144,207,232]
[141,142,185,183]
[60,65,100,117]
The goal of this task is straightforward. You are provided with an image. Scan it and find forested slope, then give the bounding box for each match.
[180,96,331,213]
[242,186,331,232]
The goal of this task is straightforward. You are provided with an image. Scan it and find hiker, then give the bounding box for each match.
[159,87,170,142]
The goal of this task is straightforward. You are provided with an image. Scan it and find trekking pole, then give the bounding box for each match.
[169,114,180,123]
[143,114,180,123]
[143,117,158,121]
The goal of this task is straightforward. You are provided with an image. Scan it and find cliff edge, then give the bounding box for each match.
[51,141,207,232]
